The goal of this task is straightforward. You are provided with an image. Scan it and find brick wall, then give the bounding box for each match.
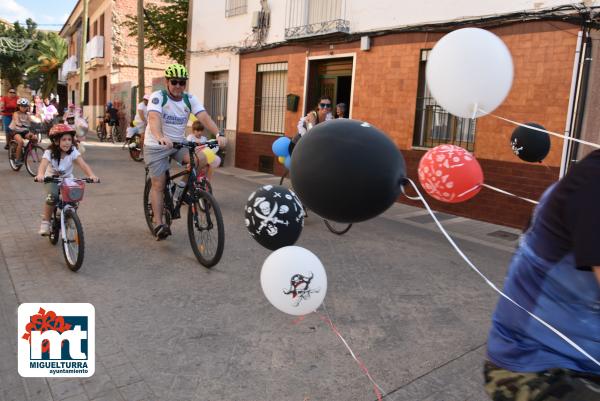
[236,21,578,227]
[400,150,559,229]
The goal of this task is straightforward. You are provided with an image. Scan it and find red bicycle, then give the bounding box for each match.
[8,132,44,176]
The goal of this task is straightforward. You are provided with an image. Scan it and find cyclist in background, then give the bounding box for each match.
[1,88,18,149]
[105,101,119,141]
[9,98,37,166]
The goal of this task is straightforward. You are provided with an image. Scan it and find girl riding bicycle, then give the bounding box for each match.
[9,98,37,166]
[36,124,99,235]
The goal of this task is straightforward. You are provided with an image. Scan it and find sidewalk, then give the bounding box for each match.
[215,166,522,254]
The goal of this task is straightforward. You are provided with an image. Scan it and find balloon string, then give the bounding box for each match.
[291,309,390,400]
[479,109,600,149]
[318,304,388,401]
[481,184,539,205]
[404,179,600,368]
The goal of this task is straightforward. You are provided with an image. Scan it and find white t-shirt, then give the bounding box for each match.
[144,90,205,146]
[43,148,81,178]
[133,101,148,128]
[186,134,207,144]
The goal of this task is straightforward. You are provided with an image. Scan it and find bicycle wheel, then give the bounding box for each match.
[25,145,44,176]
[8,141,22,171]
[187,190,224,268]
[96,123,105,142]
[143,177,172,235]
[129,135,143,162]
[62,208,85,271]
[323,220,353,235]
[49,208,60,245]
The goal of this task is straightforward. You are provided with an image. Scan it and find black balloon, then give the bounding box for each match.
[510,123,551,163]
[290,119,406,223]
[245,185,304,250]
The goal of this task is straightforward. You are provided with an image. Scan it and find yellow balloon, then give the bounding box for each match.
[202,147,216,164]
[278,156,285,164]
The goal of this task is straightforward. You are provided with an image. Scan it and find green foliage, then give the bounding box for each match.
[25,33,68,98]
[0,19,47,88]
[124,0,188,64]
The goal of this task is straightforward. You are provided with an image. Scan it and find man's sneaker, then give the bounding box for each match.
[14,159,23,167]
[154,224,171,241]
[38,221,51,236]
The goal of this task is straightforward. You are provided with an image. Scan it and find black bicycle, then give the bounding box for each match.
[123,132,143,162]
[35,176,99,272]
[143,140,224,267]
[279,170,353,235]
[96,116,107,142]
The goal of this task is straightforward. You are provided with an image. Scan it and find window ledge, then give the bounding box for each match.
[251,131,284,137]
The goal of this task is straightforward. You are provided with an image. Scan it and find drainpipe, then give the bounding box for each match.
[78,0,89,107]
[568,32,592,163]
[560,27,591,177]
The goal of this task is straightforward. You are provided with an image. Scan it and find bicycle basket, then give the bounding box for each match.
[60,179,85,202]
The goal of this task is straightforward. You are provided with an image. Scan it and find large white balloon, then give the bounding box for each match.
[260,246,327,316]
[426,28,513,119]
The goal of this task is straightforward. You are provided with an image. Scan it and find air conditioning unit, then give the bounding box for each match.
[251,11,262,29]
[252,10,270,29]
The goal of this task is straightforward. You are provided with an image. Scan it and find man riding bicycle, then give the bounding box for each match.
[145,63,226,240]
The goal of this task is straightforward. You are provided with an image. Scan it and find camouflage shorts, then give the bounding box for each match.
[483,361,600,401]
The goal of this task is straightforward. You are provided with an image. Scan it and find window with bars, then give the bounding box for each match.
[254,63,288,134]
[226,0,247,17]
[413,49,476,151]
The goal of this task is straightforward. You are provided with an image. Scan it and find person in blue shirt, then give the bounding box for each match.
[485,150,600,400]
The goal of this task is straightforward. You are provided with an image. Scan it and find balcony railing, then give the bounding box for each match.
[84,35,104,62]
[59,55,78,82]
[285,0,349,39]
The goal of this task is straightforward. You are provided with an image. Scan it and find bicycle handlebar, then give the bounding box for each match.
[35,176,100,184]
[172,139,219,150]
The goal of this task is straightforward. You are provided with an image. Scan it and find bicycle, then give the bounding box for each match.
[143,140,224,267]
[279,169,352,235]
[35,176,99,271]
[8,132,45,177]
[96,116,107,142]
[123,132,144,162]
[108,122,122,144]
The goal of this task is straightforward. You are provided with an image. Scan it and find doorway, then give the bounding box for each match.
[204,71,228,131]
[306,57,353,117]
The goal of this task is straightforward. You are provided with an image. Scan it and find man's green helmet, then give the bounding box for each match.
[165,63,188,79]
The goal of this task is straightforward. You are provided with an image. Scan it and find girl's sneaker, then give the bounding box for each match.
[38,221,51,236]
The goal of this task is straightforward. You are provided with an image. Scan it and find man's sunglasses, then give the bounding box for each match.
[319,103,332,108]
[170,79,187,86]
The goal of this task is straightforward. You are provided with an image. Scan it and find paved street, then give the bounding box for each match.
[0,137,521,401]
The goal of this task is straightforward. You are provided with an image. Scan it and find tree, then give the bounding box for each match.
[0,19,45,88]
[124,0,188,64]
[25,33,67,98]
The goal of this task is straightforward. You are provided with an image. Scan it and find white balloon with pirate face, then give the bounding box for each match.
[261,246,327,315]
[245,185,305,250]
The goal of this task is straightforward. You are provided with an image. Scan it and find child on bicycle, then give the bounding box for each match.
[186,120,225,179]
[36,124,99,235]
[9,98,37,166]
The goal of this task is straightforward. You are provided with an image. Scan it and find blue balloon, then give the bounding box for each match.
[272,136,291,157]
[284,155,292,170]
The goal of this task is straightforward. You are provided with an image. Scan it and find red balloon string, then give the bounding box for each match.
[292,311,386,401]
